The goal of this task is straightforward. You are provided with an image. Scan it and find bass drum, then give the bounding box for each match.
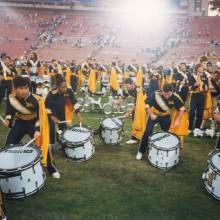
[148,132,180,169]
[202,150,220,200]
[0,144,46,199]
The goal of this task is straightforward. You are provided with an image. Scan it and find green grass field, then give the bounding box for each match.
[1,96,220,220]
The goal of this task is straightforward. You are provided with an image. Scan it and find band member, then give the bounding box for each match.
[210,69,220,130]
[0,191,6,220]
[173,62,189,103]
[88,63,97,96]
[0,55,17,103]
[147,69,160,98]
[27,52,41,93]
[1,76,60,179]
[212,96,220,149]
[137,84,185,160]
[45,75,82,145]
[110,62,119,97]
[188,63,209,132]
[120,78,139,144]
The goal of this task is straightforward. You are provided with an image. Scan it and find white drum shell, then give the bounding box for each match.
[64,141,94,162]
[100,118,123,144]
[0,146,46,198]
[62,127,94,162]
[203,150,220,200]
[148,132,180,169]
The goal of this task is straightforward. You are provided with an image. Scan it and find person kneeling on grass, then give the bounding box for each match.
[1,76,60,179]
[136,84,185,160]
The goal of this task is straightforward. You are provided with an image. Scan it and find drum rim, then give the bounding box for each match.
[204,181,220,201]
[208,149,220,174]
[0,144,41,173]
[148,156,180,169]
[149,131,180,151]
[100,117,123,131]
[4,173,46,199]
[62,125,92,146]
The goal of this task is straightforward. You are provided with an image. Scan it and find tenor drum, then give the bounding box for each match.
[202,150,220,200]
[148,132,180,169]
[0,145,46,199]
[62,126,94,162]
[100,117,123,144]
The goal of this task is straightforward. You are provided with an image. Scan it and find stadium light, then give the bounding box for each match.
[115,0,170,29]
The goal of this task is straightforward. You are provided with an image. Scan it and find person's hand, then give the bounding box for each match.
[51,116,60,124]
[34,131,41,139]
[2,119,9,127]
[124,112,131,118]
[150,113,157,120]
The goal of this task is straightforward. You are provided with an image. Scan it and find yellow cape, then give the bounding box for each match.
[203,90,212,120]
[110,68,119,91]
[33,95,49,166]
[136,68,143,88]
[131,90,147,140]
[88,69,96,93]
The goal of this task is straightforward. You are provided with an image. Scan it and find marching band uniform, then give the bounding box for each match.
[88,66,97,96]
[110,66,119,97]
[173,66,189,103]
[147,71,160,98]
[4,90,59,177]
[27,54,41,93]
[138,89,185,157]
[188,69,209,131]
[0,57,17,103]
[45,87,81,143]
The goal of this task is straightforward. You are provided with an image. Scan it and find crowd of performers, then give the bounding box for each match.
[1,52,220,219]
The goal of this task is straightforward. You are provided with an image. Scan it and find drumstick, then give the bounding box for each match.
[22,138,35,150]
[58,120,71,124]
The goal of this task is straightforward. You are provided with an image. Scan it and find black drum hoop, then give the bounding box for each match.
[204,183,220,201]
[0,144,41,174]
[149,132,180,151]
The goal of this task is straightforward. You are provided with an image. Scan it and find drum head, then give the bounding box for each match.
[63,126,91,143]
[149,132,179,150]
[102,118,122,129]
[209,150,220,171]
[0,145,40,171]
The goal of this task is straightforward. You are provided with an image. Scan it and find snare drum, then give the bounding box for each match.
[100,117,123,144]
[0,145,46,199]
[62,126,94,162]
[202,150,220,200]
[148,132,180,169]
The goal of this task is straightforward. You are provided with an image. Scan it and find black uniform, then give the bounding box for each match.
[173,70,189,103]
[5,93,58,175]
[139,91,184,154]
[45,88,80,144]
[0,61,17,103]
[188,73,209,130]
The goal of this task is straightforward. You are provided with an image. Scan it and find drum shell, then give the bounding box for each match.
[62,126,95,162]
[100,119,123,145]
[203,150,220,200]
[0,145,46,199]
[148,132,180,169]
[64,141,95,162]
